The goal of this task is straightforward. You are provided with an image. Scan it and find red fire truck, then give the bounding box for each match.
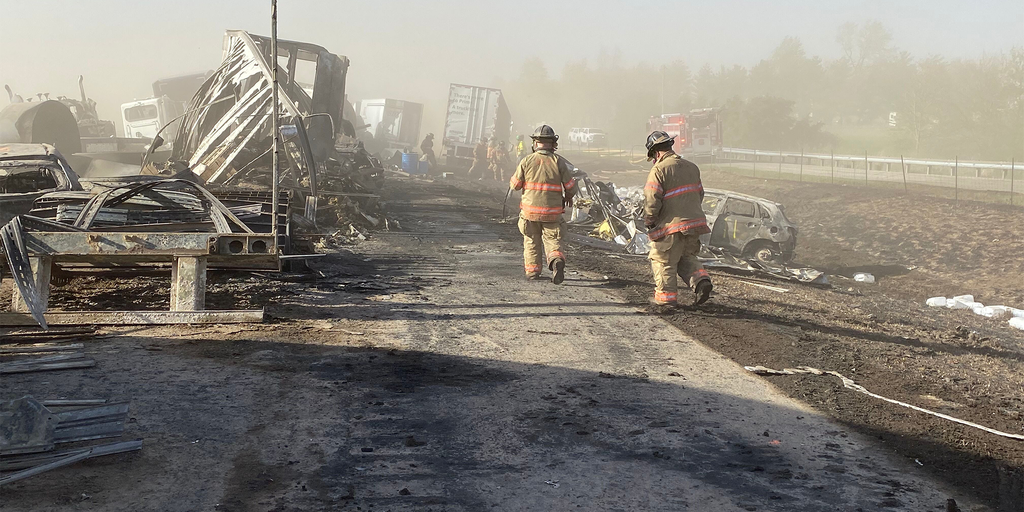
[647,108,722,155]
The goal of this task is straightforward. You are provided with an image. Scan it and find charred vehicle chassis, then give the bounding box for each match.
[701,189,798,264]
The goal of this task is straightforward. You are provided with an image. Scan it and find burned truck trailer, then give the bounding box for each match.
[162,30,382,228]
[441,84,511,170]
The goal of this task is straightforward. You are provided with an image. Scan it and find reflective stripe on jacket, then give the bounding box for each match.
[643,152,710,240]
[510,150,575,222]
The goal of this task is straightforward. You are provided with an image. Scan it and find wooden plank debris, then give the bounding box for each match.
[0,353,95,374]
[0,343,84,355]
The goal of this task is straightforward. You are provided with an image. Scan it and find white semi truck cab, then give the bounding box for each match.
[121,96,183,141]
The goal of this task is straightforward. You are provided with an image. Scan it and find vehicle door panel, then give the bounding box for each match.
[709,197,762,253]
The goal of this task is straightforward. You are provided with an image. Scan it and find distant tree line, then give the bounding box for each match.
[500,21,1024,161]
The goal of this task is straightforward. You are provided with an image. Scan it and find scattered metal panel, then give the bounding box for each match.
[53,402,130,425]
[0,396,136,478]
[0,439,143,484]
[53,401,130,443]
[0,396,58,456]
[0,343,84,355]
[0,353,96,374]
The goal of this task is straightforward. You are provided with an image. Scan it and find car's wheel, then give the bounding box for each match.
[745,241,782,264]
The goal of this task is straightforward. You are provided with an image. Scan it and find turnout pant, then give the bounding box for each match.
[648,232,710,304]
[518,218,565,277]
[492,164,506,182]
[469,159,489,179]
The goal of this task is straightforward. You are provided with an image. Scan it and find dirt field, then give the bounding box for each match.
[2,167,1022,510]
[563,151,1024,509]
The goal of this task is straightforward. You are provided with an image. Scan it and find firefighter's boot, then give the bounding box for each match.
[551,259,565,285]
[693,278,713,306]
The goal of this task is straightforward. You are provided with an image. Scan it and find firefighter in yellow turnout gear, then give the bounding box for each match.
[510,125,576,284]
[643,131,713,308]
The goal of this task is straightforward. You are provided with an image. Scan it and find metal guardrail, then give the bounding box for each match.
[715,147,1021,200]
[721,147,1018,172]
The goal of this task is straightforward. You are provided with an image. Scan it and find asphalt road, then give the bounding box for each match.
[0,177,967,511]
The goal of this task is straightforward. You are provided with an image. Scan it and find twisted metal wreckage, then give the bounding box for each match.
[567,170,828,286]
[1,31,385,328]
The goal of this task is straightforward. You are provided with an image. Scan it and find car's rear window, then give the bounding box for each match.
[724,198,756,217]
[0,167,58,194]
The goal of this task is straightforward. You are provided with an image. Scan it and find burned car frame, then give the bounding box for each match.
[0,144,82,226]
[566,172,798,263]
[701,189,797,263]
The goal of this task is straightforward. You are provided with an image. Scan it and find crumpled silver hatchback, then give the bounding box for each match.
[0,144,82,225]
[700,188,798,263]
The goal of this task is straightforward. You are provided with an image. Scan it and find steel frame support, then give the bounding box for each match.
[11,256,51,313]
[170,256,207,311]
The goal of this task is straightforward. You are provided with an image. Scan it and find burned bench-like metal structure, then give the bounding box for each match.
[1,221,272,327]
[1,177,277,328]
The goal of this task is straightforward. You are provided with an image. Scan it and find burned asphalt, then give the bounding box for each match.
[0,177,974,511]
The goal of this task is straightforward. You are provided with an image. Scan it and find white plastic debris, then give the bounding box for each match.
[948,296,981,310]
[928,293,1024,325]
[979,306,1011,319]
[853,273,875,283]
[1010,317,1024,331]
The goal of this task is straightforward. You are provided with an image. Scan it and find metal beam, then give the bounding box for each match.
[170,256,207,311]
[0,310,265,326]
[9,232,277,258]
[0,440,143,484]
[11,256,51,313]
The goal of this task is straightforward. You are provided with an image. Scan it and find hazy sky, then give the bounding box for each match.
[2,0,1022,135]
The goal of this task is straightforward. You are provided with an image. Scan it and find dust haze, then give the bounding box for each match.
[2,0,1022,159]
[6,2,1024,511]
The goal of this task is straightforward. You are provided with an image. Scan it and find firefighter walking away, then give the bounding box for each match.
[643,130,713,311]
[509,125,576,284]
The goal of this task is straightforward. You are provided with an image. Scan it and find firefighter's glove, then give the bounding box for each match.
[644,215,657,230]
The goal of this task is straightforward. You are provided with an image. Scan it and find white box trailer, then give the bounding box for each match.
[356,98,423,153]
[442,84,511,169]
